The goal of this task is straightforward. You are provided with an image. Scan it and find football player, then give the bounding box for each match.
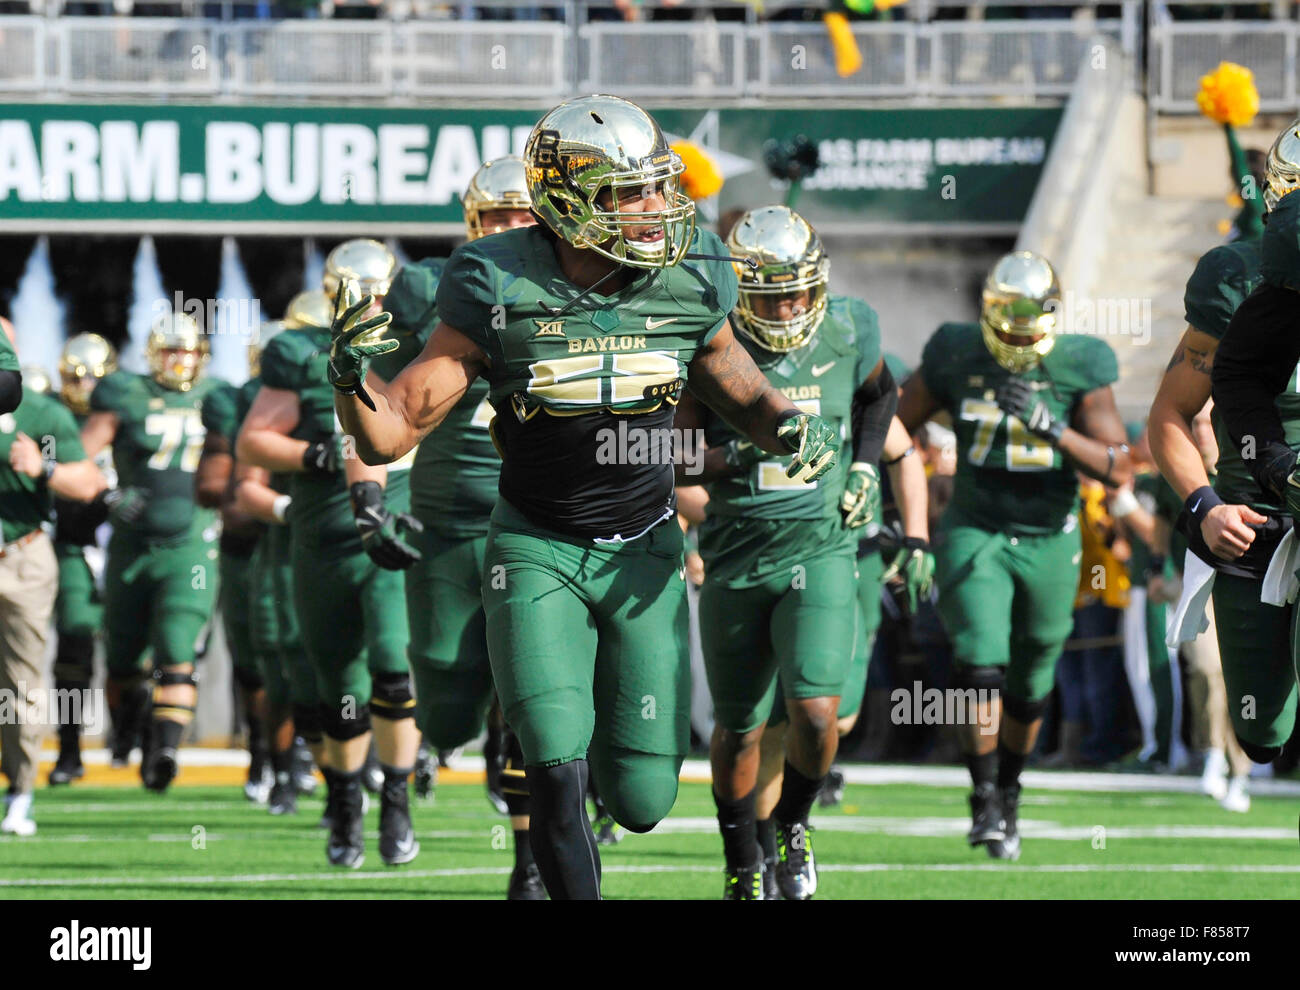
[898,251,1131,860]
[383,155,544,898]
[331,95,839,900]
[234,301,332,816]
[80,314,225,792]
[1204,121,1300,765]
[239,246,424,868]
[48,333,118,785]
[0,325,19,413]
[672,206,920,899]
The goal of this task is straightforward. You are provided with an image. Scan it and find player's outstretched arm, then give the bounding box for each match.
[238,386,314,473]
[334,322,486,467]
[672,389,764,485]
[687,318,839,483]
[1059,385,1133,486]
[1150,326,1264,559]
[883,415,929,543]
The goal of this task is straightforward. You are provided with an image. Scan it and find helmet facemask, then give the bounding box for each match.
[576,165,696,270]
[734,262,829,353]
[979,251,1060,374]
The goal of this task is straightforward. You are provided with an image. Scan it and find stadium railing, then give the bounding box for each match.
[1,5,1138,101]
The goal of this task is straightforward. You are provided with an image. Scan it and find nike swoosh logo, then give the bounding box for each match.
[811,362,835,377]
[645,317,677,330]
[1190,498,1202,513]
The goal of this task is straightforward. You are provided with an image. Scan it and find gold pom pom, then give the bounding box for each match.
[671,140,724,200]
[1196,62,1260,126]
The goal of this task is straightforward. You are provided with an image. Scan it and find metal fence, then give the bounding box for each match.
[0,12,1135,100]
[1149,17,1299,112]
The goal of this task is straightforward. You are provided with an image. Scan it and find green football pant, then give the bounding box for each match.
[291,542,409,713]
[702,547,858,735]
[104,526,218,676]
[405,528,494,749]
[54,542,101,636]
[935,520,1081,704]
[259,526,317,710]
[482,499,689,830]
[248,538,290,711]
[1211,573,1298,750]
[841,549,884,721]
[220,549,259,687]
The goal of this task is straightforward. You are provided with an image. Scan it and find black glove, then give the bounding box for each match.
[350,481,423,570]
[93,486,150,526]
[995,378,1064,445]
[302,439,340,476]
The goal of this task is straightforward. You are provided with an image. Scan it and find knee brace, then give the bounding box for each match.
[369,671,416,722]
[1236,735,1282,765]
[1000,692,1049,725]
[152,667,199,724]
[53,633,95,686]
[321,701,371,742]
[232,665,264,692]
[293,703,323,745]
[952,664,1005,693]
[501,728,529,816]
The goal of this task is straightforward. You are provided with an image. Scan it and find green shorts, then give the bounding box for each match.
[103,523,219,677]
[405,527,495,749]
[219,549,258,680]
[54,541,101,636]
[701,546,858,735]
[1212,572,1298,750]
[935,515,1081,703]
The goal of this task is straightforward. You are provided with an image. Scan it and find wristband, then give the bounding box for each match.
[42,458,57,482]
[1110,487,1140,519]
[1148,554,1167,575]
[882,446,915,466]
[902,536,930,553]
[271,494,291,524]
[1185,485,1224,525]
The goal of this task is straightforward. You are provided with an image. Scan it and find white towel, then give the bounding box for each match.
[1261,527,1300,607]
[1166,549,1216,648]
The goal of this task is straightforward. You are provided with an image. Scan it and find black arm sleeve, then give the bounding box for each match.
[0,370,20,414]
[1211,283,1300,496]
[851,362,898,465]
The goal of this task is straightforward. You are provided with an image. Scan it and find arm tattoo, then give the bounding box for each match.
[1165,349,1185,372]
[1187,346,1213,374]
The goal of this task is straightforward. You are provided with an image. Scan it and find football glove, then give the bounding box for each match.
[302,439,341,476]
[721,437,767,474]
[350,481,423,571]
[328,279,398,412]
[776,411,839,484]
[882,537,935,617]
[89,486,150,527]
[995,378,1064,445]
[839,461,881,530]
[1257,442,1300,502]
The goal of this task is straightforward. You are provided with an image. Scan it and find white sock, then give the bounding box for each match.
[3,792,32,821]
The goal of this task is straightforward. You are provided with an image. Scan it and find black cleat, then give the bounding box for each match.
[378,776,419,866]
[967,782,1005,847]
[414,743,436,801]
[269,774,298,816]
[774,821,817,900]
[592,813,620,846]
[817,766,846,808]
[507,862,547,900]
[48,753,85,786]
[986,783,1022,861]
[142,747,178,793]
[762,856,779,900]
[723,861,767,900]
[326,775,365,869]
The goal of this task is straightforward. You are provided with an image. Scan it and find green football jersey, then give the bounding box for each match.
[0,390,86,543]
[920,323,1118,535]
[90,370,224,541]
[702,295,881,521]
[1262,188,1300,293]
[387,256,501,537]
[260,322,424,556]
[435,224,738,540]
[1187,240,1300,509]
[0,331,16,373]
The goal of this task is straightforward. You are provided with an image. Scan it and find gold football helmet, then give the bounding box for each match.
[1264,119,1300,211]
[524,95,696,269]
[59,332,117,415]
[322,239,397,302]
[146,313,208,392]
[282,290,334,331]
[726,206,829,353]
[980,251,1060,373]
[21,365,52,396]
[248,320,286,379]
[463,156,534,241]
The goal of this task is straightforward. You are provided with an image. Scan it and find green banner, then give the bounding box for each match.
[0,103,1060,231]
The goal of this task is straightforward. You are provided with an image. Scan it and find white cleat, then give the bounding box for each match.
[1199,748,1229,801]
[1219,776,1251,814]
[1,793,37,836]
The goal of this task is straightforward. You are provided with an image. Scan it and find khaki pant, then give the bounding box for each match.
[0,531,58,795]
[1181,598,1252,778]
